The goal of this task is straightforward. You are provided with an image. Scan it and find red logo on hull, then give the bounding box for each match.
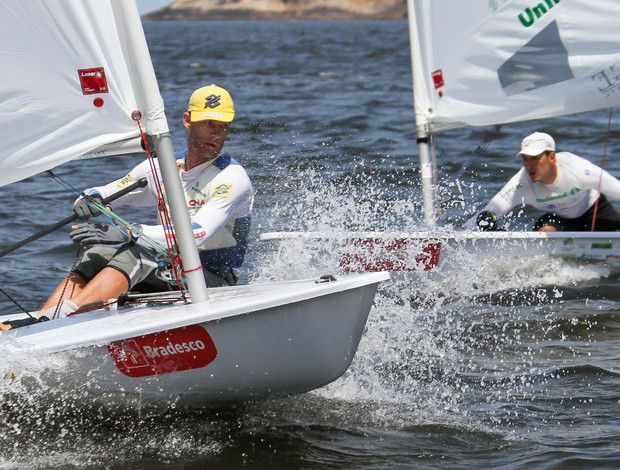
[108,325,218,378]
[339,238,442,272]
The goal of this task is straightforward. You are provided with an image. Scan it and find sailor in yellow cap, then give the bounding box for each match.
[2,84,254,330]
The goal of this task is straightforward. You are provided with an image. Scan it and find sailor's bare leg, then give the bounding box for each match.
[69,267,129,308]
[1,268,129,332]
[38,272,88,312]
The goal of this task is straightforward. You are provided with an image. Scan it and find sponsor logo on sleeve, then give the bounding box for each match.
[116,174,135,188]
[191,222,207,239]
[212,183,233,199]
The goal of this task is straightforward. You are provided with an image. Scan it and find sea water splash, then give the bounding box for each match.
[1,169,614,459]
[0,338,232,468]
[249,172,620,435]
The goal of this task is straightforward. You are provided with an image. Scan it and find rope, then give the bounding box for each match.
[590,108,614,231]
[46,170,83,199]
[132,111,188,299]
[86,203,168,257]
[0,172,82,318]
[50,246,83,320]
[0,287,33,317]
[439,125,501,222]
[453,125,502,183]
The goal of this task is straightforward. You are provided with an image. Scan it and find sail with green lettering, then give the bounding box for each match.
[408,0,620,133]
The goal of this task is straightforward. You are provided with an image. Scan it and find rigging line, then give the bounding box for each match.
[46,170,161,251]
[46,170,82,198]
[452,125,502,183]
[132,112,188,298]
[51,245,83,320]
[132,112,177,246]
[89,201,169,257]
[438,125,501,221]
[133,115,181,259]
[0,287,33,316]
[590,108,614,232]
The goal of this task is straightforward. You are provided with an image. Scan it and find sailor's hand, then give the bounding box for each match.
[70,222,128,245]
[476,210,503,231]
[73,192,104,220]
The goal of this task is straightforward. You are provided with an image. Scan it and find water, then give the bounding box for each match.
[1,19,620,469]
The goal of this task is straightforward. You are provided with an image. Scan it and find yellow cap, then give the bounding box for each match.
[187,84,235,123]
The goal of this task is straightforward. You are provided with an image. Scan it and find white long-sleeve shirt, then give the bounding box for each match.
[90,151,254,269]
[464,152,620,229]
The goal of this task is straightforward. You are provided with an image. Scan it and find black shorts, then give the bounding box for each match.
[533,195,620,231]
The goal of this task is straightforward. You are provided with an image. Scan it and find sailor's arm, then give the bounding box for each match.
[464,173,527,229]
[597,169,620,200]
[73,159,157,219]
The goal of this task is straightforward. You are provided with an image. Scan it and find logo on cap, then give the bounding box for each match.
[204,94,222,109]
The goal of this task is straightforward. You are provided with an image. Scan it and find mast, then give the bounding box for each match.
[117,0,209,303]
[407,0,438,228]
[416,125,437,229]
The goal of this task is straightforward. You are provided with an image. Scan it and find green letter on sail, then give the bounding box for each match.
[518,0,561,28]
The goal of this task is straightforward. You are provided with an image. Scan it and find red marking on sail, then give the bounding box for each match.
[108,324,218,378]
[431,69,444,89]
[339,239,442,272]
[78,67,108,95]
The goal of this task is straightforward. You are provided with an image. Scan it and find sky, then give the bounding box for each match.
[136,0,174,15]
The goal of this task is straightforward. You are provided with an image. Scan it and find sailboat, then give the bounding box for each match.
[0,0,389,407]
[261,0,620,272]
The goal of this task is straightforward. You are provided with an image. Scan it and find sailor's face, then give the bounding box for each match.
[521,151,556,184]
[185,115,230,160]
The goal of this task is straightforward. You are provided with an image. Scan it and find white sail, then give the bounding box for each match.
[409,0,620,133]
[0,0,206,298]
[0,0,167,187]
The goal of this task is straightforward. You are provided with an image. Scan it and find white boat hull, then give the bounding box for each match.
[260,231,620,272]
[2,272,389,407]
